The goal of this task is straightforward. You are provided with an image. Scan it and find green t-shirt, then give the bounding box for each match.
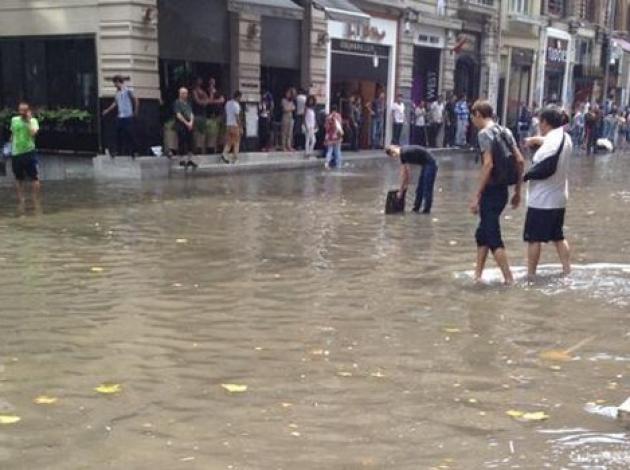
[11,116,39,156]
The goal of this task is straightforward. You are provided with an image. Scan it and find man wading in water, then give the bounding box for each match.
[470,101,525,284]
[523,106,573,279]
[386,145,438,214]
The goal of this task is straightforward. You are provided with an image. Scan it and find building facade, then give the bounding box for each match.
[0,0,628,154]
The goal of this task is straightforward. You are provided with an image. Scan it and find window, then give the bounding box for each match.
[583,0,597,22]
[511,0,530,14]
[0,36,97,112]
[546,0,565,16]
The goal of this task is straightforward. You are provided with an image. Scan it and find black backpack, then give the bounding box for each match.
[489,125,519,186]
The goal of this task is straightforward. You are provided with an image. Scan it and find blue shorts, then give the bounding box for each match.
[475,185,508,251]
[11,151,39,181]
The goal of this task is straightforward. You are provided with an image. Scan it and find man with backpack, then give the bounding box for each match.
[470,100,526,285]
[522,106,573,279]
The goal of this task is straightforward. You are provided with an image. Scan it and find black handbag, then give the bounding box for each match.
[385,190,406,214]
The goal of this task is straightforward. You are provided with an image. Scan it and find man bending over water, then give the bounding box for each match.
[386,145,438,214]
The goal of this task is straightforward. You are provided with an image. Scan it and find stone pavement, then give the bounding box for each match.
[0,148,473,184]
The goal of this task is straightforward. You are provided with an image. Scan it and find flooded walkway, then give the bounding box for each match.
[0,152,629,469]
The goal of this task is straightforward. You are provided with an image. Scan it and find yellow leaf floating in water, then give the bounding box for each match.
[443,328,461,334]
[0,415,21,425]
[34,395,58,405]
[336,371,353,377]
[95,384,122,395]
[221,384,248,393]
[539,350,572,362]
[175,238,188,244]
[506,410,549,421]
[90,267,104,273]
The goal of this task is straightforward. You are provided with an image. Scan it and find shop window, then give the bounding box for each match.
[0,36,97,112]
[546,0,565,16]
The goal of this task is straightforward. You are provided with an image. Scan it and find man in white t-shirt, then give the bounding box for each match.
[222,91,242,164]
[391,94,405,145]
[295,89,307,150]
[523,106,573,279]
[429,97,444,147]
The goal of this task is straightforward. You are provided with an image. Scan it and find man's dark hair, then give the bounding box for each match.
[471,100,494,119]
[112,75,124,85]
[233,90,242,99]
[539,106,564,129]
[331,104,338,112]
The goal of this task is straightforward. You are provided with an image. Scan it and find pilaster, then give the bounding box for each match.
[230,12,262,103]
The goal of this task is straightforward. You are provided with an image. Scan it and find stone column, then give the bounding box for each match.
[397,17,414,145]
[98,0,160,153]
[479,17,499,107]
[442,31,456,96]
[307,5,328,106]
[230,12,262,103]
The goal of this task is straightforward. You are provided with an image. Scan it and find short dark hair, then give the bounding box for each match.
[471,100,494,119]
[539,106,564,129]
[234,90,242,99]
[112,75,124,85]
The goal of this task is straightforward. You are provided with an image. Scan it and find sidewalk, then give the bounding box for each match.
[0,147,474,184]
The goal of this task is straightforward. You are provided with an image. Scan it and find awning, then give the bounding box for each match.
[227,0,303,20]
[313,0,370,25]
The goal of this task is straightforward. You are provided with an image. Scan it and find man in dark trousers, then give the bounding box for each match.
[386,145,438,214]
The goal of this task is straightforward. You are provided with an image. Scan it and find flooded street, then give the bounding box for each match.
[0,153,629,469]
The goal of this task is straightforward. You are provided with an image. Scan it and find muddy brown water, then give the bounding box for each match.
[0,153,628,469]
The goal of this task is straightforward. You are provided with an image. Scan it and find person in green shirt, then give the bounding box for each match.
[10,101,40,202]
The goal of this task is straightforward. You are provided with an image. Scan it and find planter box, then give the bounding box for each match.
[38,130,98,153]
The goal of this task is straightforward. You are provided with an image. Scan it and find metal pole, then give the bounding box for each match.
[602,0,616,105]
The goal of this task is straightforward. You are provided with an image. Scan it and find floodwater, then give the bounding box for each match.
[0,152,628,470]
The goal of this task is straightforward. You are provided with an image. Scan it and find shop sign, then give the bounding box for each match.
[332,39,389,58]
[455,33,478,55]
[547,38,568,64]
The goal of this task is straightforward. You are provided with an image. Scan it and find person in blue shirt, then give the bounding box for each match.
[102,75,140,157]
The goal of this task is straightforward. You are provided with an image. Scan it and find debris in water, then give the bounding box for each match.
[175,238,188,244]
[539,335,596,362]
[443,328,461,334]
[34,395,58,405]
[95,383,122,395]
[336,371,353,377]
[0,415,21,425]
[90,267,104,273]
[221,384,248,393]
[506,410,550,421]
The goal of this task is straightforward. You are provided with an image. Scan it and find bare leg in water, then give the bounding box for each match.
[527,242,542,280]
[554,239,571,275]
[475,246,514,285]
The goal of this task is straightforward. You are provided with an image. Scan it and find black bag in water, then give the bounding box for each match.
[385,190,406,214]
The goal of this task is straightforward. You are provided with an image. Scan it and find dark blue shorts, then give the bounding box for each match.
[11,151,39,181]
[524,208,565,243]
[475,185,508,251]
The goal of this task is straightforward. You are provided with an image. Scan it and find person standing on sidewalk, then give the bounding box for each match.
[191,77,210,154]
[522,106,573,279]
[455,95,469,147]
[444,94,457,147]
[10,102,40,203]
[294,88,307,150]
[429,97,444,147]
[386,145,439,214]
[391,94,405,145]
[412,101,427,146]
[281,89,296,152]
[222,91,242,164]
[102,75,139,157]
[173,87,197,169]
[324,105,343,169]
[304,95,318,158]
[470,100,525,285]
[371,91,386,149]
